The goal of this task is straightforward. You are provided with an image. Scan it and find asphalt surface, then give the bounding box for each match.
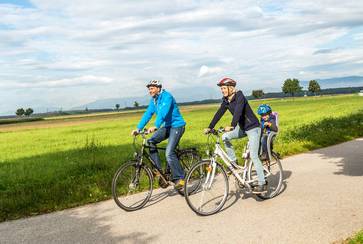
[1,138,363,244]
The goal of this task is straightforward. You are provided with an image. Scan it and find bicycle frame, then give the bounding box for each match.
[133,132,170,182]
[132,131,193,184]
[204,128,272,192]
[209,136,253,191]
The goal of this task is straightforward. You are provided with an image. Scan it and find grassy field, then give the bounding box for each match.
[342,230,363,244]
[0,94,363,221]
[0,117,44,125]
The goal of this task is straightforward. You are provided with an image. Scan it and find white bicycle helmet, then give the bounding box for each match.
[146,80,162,88]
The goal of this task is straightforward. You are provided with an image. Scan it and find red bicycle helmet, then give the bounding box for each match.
[217,77,237,87]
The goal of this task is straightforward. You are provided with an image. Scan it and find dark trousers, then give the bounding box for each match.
[147,126,185,180]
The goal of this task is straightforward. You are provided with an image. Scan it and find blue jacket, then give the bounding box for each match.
[137,90,186,130]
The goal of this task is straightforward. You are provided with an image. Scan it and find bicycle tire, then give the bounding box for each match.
[247,152,283,199]
[184,160,229,216]
[112,160,153,211]
[176,149,202,196]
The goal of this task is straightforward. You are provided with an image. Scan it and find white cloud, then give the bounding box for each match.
[199,65,223,77]
[353,33,363,40]
[0,0,363,113]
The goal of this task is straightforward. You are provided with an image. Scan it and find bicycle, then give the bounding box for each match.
[112,129,201,211]
[184,127,283,216]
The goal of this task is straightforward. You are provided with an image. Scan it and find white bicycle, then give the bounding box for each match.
[184,127,283,216]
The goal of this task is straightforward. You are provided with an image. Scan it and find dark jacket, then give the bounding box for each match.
[208,90,260,131]
[260,113,278,133]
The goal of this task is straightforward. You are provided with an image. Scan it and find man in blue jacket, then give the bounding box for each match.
[132,80,186,189]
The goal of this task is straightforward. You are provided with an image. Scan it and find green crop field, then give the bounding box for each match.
[0,94,362,221]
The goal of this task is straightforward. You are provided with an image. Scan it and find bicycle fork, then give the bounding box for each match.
[202,159,217,190]
[129,166,142,190]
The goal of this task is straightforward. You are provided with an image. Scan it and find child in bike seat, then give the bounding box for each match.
[257,104,278,160]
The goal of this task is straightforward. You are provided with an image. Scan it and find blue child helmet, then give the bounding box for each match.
[257,104,272,115]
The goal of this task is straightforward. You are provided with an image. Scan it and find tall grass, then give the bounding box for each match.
[0,94,362,221]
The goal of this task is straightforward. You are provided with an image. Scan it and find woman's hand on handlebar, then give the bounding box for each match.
[224,126,234,132]
[203,128,211,134]
[203,127,227,135]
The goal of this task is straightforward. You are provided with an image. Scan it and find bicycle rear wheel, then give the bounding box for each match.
[112,160,153,211]
[184,160,229,216]
[248,152,283,199]
[177,150,202,195]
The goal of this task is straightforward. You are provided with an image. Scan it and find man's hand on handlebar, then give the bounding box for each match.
[147,127,157,134]
[131,127,157,136]
[131,129,140,136]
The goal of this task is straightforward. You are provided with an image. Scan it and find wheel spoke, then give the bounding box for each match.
[248,154,283,199]
[112,161,153,211]
[185,160,229,216]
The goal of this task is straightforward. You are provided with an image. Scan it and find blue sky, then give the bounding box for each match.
[0,0,33,8]
[0,0,363,114]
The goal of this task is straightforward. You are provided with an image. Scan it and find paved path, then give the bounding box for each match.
[1,138,363,244]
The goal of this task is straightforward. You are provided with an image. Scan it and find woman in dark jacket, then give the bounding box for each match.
[204,78,266,193]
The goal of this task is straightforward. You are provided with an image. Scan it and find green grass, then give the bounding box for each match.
[0,94,363,221]
[0,117,44,125]
[344,230,363,244]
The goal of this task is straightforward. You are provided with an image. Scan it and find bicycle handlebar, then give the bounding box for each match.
[206,127,225,135]
[133,128,158,137]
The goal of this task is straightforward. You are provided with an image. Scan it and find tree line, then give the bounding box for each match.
[15,108,34,117]
[114,101,139,111]
[252,79,321,99]
[115,79,322,109]
[10,79,323,116]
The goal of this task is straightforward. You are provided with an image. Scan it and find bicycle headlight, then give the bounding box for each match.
[205,149,210,156]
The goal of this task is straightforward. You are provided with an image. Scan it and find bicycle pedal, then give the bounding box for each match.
[158,177,170,188]
[234,179,245,189]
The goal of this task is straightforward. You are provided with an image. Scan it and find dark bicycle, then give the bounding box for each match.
[112,129,201,211]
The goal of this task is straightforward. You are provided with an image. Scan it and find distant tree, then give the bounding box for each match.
[115,104,120,111]
[16,108,25,116]
[134,101,139,108]
[24,108,34,116]
[252,90,264,99]
[282,78,302,97]
[308,80,321,95]
[85,107,88,112]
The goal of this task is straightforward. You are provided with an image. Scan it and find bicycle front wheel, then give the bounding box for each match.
[112,160,153,211]
[248,152,283,199]
[184,160,229,216]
